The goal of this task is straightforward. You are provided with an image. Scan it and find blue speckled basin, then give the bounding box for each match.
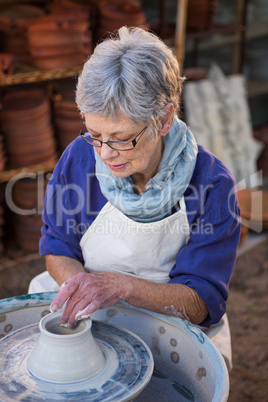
[0,292,229,401]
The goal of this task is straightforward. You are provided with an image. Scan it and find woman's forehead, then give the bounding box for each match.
[84,112,140,133]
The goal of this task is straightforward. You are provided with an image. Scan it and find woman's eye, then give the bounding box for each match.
[118,136,132,142]
[90,133,101,139]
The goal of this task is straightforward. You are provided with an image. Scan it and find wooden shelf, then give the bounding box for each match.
[0,160,58,183]
[0,64,83,87]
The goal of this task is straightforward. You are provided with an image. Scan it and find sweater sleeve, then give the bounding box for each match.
[169,152,241,327]
[39,138,106,262]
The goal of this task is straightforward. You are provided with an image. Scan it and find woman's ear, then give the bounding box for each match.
[159,103,174,137]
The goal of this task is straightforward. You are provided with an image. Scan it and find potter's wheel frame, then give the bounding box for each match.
[0,320,154,401]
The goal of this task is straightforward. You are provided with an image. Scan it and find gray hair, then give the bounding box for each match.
[76,26,184,134]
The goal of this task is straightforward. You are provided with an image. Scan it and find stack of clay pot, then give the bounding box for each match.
[11,176,48,252]
[97,1,147,40]
[187,0,218,31]
[27,10,92,70]
[0,88,57,168]
[0,5,44,63]
[53,91,82,152]
[48,0,93,14]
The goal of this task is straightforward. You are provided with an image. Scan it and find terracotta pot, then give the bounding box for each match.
[5,126,54,146]
[99,1,146,22]
[97,0,147,39]
[0,53,14,76]
[12,178,48,210]
[29,43,91,57]
[28,30,91,47]
[7,134,56,155]
[31,52,88,70]
[0,5,45,33]
[3,116,52,137]
[187,0,217,30]
[55,117,82,131]
[9,148,57,168]
[27,10,89,33]
[48,0,92,13]
[0,5,44,61]
[1,88,50,120]
[237,188,268,231]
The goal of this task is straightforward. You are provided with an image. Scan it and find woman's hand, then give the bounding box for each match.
[50,272,129,327]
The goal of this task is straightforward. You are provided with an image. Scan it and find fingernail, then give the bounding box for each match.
[59,281,68,290]
[50,304,58,313]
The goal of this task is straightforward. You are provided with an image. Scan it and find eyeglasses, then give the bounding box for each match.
[80,125,148,151]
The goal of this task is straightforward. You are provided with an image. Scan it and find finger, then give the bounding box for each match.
[60,296,87,326]
[50,279,79,312]
[75,300,102,321]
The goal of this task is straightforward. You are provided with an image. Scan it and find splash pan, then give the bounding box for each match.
[0,320,153,401]
[0,293,229,401]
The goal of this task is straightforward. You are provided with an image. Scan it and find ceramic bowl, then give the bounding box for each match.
[28,311,105,383]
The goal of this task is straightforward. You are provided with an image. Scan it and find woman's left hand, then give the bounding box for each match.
[50,272,128,327]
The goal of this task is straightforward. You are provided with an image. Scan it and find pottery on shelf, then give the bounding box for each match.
[28,311,105,383]
[0,5,44,62]
[1,87,57,169]
[97,0,147,40]
[26,10,93,70]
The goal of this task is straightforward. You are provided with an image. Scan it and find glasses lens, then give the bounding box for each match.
[83,133,101,147]
[110,142,134,151]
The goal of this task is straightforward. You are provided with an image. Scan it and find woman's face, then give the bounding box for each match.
[84,112,165,190]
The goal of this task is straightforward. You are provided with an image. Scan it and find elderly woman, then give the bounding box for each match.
[29,27,241,370]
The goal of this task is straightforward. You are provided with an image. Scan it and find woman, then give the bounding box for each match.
[29,27,241,370]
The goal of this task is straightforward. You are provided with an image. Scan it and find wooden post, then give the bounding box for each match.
[174,0,188,69]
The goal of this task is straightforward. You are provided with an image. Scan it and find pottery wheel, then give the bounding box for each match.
[0,320,154,401]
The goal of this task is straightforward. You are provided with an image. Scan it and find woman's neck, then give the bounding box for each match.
[131,139,165,194]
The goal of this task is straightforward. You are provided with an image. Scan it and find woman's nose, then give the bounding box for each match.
[100,143,119,161]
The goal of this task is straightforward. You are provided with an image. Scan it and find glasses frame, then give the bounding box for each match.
[80,125,148,151]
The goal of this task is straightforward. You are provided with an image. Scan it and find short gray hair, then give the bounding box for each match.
[76,26,184,134]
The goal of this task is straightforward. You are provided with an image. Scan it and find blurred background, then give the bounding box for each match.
[0,2,267,399]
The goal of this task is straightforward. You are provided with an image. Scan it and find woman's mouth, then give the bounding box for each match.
[107,163,127,171]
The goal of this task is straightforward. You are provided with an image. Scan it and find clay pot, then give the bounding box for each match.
[0,5,44,62]
[53,91,82,150]
[97,1,147,39]
[28,30,91,47]
[27,10,90,32]
[187,0,217,31]
[99,1,146,23]
[26,11,93,69]
[1,88,50,120]
[48,0,92,13]
[1,88,57,168]
[28,312,104,383]
[237,188,268,232]
[0,53,15,76]
[12,176,48,210]
[29,43,91,57]
[31,51,89,70]
[9,148,57,169]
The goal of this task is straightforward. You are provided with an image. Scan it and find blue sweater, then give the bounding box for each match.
[40,136,241,327]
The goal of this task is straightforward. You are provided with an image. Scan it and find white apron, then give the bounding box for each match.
[28,199,232,370]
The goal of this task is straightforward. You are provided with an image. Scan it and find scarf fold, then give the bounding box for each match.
[94,115,198,222]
